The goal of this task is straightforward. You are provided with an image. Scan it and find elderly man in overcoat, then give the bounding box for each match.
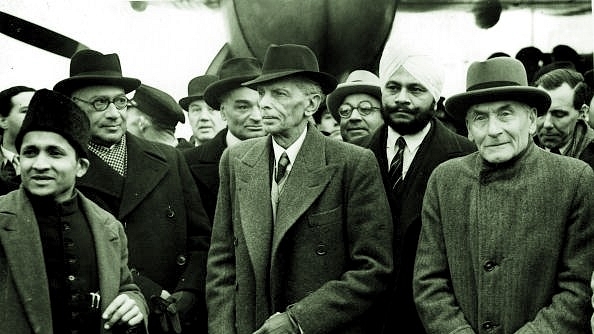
[206,44,393,334]
[54,49,211,334]
[414,57,594,333]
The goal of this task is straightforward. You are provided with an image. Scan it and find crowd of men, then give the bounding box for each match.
[1,42,594,334]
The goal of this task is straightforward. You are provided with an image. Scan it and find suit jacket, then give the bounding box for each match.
[415,144,594,333]
[0,188,147,334]
[206,124,394,334]
[183,128,228,223]
[76,134,211,302]
[364,119,476,333]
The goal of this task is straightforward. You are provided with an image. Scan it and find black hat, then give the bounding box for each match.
[15,89,90,158]
[132,84,185,129]
[178,75,219,111]
[204,57,262,109]
[54,49,141,95]
[243,44,337,94]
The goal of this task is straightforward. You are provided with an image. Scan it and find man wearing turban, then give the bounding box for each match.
[361,49,476,333]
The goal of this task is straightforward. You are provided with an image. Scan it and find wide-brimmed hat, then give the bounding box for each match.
[445,57,551,122]
[54,49,140,95]
[178,75,218,110]
[326,70,381,121]
[132,84,185,129]
[242,44,337,94]
[16,89,90,158]
[203,58,262,109]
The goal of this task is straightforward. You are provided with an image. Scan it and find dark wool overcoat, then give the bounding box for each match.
[206,124,394,334]
[414,143,594,334]
[0,189,147,334]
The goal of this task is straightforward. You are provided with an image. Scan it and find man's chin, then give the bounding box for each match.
[387,118,430,135]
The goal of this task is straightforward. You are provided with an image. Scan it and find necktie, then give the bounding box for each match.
[1,159,16,179]
[275,152,290,183]
[550,147,561,155]
[388,137,406,192]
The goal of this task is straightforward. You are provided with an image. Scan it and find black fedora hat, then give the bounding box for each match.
[204,58,262,110]
[445,57,551,122]
[243,44,337,94]
[179,75,219,111]
[54,49,140,95]
[132,84,185,128]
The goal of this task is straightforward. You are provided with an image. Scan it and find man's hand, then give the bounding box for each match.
[167,290,196,319]
[102,294,144,330]
[252,312,299,334]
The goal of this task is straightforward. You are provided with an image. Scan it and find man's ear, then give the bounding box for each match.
[219,104,228,122]
[304,94,322,118]
[579,103,589,121]
[0,115,8,130]
[76,157,90,178]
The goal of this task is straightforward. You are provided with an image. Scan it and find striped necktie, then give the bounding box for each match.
[388,137,406,192]
[275,152,290,183]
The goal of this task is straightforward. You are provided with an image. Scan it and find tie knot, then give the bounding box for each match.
[276,152,290,183]
[396,136,406,150]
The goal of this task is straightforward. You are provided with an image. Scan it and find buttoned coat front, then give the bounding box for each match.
[206,125,394,334]
[0,188,147,334]
[414,144,594,333]
[76,134,211,302]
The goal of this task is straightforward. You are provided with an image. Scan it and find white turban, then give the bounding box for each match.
[379,49,445,102]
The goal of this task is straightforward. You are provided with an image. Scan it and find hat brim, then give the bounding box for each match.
[445,86,551,123]
[203,75,260,110]
[242,70,337,95]
[326,84,381,121]
[179,95,205,111]
[54,76,141,95]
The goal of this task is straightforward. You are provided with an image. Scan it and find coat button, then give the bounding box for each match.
[483,261,497,272]
[166,205,175,218]
[315,244,327,256]
[67,275,76,281]
[63,223,71,231]
[130,268,139,275]
[176,254,187,266]
[481,321,497,330]
[233,237,238,246]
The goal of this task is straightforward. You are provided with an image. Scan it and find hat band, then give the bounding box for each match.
[467,81,521,91]
[72,70,124,77]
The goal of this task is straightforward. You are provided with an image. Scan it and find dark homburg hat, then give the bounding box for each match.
[445,57,551,122]
[15,89,90,158]
[178,75,219,111]
[54,49,141,95]
[132,84,185,129]
[203,57,262,110]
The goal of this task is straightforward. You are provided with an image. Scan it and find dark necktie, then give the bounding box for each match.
[275,152,290,183]
[1,159,16,179]
[550,147,561,154]
[388,137,406,192]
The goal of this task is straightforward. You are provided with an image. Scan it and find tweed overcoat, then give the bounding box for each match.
[414,143,594,334]
[363,118,476,333]
[183,128,228,223]
[0,188,148,334]
[76,133,211,301]
[206,124,394,334]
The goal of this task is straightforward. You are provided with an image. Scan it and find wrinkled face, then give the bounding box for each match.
[317,108,341,140]
[187,99,226,144]
[381,67,435,135]
[536,83,584,149]
[19,131,89,203]
[338,93,383,143]
[257,78,318,138]
[71,86,127,146]
[466,100,536,163]
[220,87,265,140]
[0,91,34,142]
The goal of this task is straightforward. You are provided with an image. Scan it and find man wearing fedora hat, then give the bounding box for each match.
[326,69,384,143]
[361,50,475,334]
[54,49,212,334]
[206,44,393,334]
[1,89,147,334]
[127,84,186,148]
[414,57,594,333]
[183,57,265,223]
[178,75,226,148]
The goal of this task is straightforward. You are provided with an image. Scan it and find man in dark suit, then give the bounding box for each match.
[183,57,265,222]
[206,44,394,334]
[361,49,476,333]
[54,49,211,334]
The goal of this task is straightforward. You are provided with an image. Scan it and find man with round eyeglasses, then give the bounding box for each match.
[54,49,212,334]
[326,70,384,143]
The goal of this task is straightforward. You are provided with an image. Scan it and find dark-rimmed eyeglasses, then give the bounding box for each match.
[72,95,129,112]
[338,101,380,118]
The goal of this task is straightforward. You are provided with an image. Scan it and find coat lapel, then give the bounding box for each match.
[236,137,274,288]
[119,135,169,218]
[0,190,52,333]
[272,127,336,256]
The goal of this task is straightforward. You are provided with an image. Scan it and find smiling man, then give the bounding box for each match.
[534,68,594,167]
[413,57,594,334]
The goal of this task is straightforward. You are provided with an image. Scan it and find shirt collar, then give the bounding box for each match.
[272,125,308,166]
[225,129,243,147]
[386,122,432,151]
